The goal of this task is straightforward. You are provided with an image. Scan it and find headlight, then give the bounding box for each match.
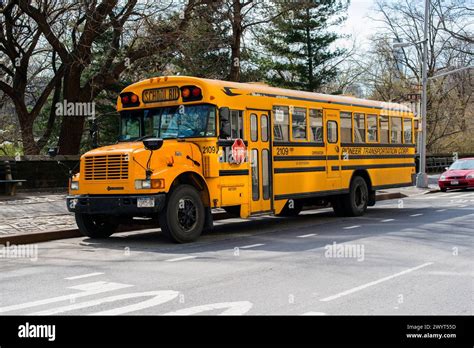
[466,174,474,179]
[70,181,79,190]
[440,176,446,180]
[135,179,165,189]
[135,179,151,189]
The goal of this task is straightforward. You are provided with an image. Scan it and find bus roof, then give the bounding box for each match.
[123,76,412,113]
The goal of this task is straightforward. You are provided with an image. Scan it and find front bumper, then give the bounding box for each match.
[438,179,474,189]
[67,194,166,215]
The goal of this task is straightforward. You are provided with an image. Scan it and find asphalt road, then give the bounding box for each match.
[1,189,472,316]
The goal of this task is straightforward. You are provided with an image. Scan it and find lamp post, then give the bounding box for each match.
[392,0,430,188]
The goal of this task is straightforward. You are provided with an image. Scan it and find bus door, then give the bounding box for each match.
[246,109,272,214]
[323,109,342,183]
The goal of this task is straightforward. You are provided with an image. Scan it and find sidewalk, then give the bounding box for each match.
[0,184,438,245]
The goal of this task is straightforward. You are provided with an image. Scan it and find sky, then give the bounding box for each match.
[338,0,381,48]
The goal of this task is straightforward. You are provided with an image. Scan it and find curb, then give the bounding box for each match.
[0,193,410,246]
[375,192,407,201]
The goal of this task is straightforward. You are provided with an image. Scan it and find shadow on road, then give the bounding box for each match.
[79,192,474,257]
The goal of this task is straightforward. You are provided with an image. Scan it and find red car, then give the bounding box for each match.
[438,158,474,192]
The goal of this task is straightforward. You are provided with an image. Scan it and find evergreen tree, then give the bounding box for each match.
[258,0,348,91]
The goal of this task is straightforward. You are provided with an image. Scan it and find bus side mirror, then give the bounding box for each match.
[219,107,230,120]
[143,138,163,151]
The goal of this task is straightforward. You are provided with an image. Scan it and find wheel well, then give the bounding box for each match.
[350,169,372,191]
[171,172,210,207]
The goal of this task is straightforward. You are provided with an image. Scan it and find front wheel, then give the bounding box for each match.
[159,185,205,243]
[75,213,118,238]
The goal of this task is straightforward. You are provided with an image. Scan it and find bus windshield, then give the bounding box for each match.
[119,104,216,141]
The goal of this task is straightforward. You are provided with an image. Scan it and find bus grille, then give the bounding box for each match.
[84,154,129,180]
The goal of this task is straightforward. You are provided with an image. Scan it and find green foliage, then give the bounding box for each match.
[170,5,232,79]
[256,0,348,91]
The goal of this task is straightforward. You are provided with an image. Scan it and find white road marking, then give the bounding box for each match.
[65,272,104,280]
[302,312,327,315]
[436,209,447,212]
[458,205,468,208]
[419,195,438,200]
[240,243,264,249]
[343,225,360,229]
[164,301,253,315]
[0,281,133,313]
[410,213,423,217]
[320,262,433,302]
[381,219,394,222]
[297,233,317,238]
[165,256,196,262]
[32,291,179,316]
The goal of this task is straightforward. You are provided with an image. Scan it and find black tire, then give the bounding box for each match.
[440,188,447,192]
[277,199,302,217]
[75,213,118,238]
[159,185,205,243]
[343,176,369,217]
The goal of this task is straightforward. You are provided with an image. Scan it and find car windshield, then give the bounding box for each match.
[449,159,474,170]
[119,104,216,141]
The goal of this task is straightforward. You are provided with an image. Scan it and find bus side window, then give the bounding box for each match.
[327,121,338,143]
[219,110,243,139]
[403,118,413,143]
[367,114,378,142]
[292,107,307,140]
[273,106,289,142]
[380,115,389,143]
[391,117,402,143]
[340,112,352,143]
[309,109,323,142]
[354,113,365,143]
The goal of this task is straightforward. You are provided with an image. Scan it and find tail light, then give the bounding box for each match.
[181,86,202,102]
[120,92,140,107]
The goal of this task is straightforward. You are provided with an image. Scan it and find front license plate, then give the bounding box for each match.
[450,180,459,185]
[137,197,155,208]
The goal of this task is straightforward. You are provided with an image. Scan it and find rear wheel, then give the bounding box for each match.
[159,185,205,243]
[440,187,447,192]
[75,213,118,238]
[344,176,369,216]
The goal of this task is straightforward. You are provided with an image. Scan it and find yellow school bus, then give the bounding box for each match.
[67,76,416,243]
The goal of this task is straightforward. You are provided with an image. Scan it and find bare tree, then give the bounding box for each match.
[15,0,199,155]
[0,1,65,154]
[367,0,473,152]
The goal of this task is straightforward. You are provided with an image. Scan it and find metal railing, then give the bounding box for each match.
[416,154,474,173]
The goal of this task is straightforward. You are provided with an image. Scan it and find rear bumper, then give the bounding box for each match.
[67,194,166,215]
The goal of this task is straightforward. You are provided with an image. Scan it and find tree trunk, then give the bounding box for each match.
[17,110,40,155]
[57,67,87,155]
[229,0,242,82]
